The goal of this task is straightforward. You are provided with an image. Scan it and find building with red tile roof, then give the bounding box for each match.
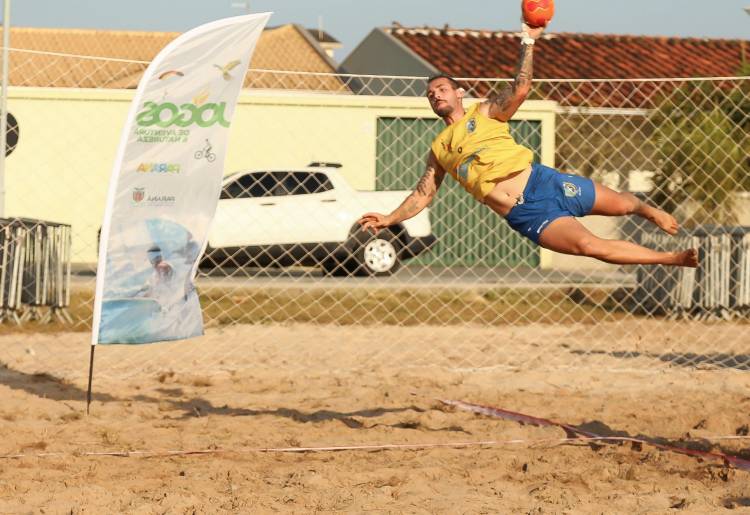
[340,25,748,106]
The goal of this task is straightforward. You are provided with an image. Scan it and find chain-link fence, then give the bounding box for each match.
[1,44,749,378]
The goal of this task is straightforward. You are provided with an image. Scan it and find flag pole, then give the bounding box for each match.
[86,345,95,414]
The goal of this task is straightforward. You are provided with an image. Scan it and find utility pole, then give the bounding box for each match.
[0,0,11,218]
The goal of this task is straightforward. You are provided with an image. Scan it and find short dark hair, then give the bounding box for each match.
[427,74,460,90]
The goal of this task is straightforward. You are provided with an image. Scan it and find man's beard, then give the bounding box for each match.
[433,103,453,117]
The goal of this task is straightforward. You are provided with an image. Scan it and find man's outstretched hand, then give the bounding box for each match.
[522,21,546,40]
[357,212,392,234]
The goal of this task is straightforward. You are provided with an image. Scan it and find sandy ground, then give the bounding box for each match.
[1,321,750,513]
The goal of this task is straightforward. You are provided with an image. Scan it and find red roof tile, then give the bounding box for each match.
[388,26,747,107]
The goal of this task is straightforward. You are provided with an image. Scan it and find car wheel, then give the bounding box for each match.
[347,229,401,276]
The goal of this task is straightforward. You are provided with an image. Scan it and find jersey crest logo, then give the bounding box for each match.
[563,182,580,198]
[466,118,477,133]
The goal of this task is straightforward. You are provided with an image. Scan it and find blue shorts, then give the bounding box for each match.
[505,163,596,244]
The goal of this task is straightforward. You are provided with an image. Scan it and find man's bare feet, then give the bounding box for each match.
[643,206,679,235]
[674,248,698,268]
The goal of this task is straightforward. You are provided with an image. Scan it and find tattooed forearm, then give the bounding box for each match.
[415,168,434,196]
[389,162,444,223]
[404,198,422,217]
[515,43,533,90]
[390,196,424,223]
[487,41,534,117]
[415,166,444,197]
[434,168,445,192]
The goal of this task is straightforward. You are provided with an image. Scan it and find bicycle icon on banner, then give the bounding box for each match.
[194,139,216,163]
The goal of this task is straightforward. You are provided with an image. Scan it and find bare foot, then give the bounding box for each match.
[645,207,679,235]
[674,248,698,268]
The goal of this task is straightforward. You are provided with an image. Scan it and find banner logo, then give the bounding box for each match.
[157,70,185,81]
[137,163,181,174]
[193,89,210,106]
[132,188,176,206]
[136,100,230,128]
[132,187,145,203]
[214,59,242,81]
[194,139,216,162]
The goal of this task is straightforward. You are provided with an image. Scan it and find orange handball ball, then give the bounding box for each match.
[522,0,555,28]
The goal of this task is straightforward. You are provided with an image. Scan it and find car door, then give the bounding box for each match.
[209,171,282,247]
[274,171,344,244]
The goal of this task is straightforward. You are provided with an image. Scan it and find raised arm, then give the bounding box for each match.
[358,151,445,233]
[480,23,545,122]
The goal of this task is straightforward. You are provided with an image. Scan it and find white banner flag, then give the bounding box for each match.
[92,13,271,345]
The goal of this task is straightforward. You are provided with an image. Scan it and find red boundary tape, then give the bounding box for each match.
[442,399,750,472]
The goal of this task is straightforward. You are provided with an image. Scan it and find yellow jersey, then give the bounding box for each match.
[431,102,533,201]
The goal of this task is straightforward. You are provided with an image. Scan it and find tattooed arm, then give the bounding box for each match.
[358,151,445,233]
[481,23,545,122]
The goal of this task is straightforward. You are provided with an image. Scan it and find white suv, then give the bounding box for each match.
[203,165,436,276]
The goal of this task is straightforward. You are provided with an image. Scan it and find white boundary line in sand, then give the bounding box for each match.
[2,435,750,460]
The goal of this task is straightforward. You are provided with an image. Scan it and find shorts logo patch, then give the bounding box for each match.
[466,118,477,133]
[563,182,580,198]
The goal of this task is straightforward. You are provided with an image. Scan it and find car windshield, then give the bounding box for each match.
[221,171,333,199]
[221,172,276,199]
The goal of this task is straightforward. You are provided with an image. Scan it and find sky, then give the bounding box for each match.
[7,0,750,62]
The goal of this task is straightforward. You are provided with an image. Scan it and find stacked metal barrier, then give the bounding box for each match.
[636,227,750,319]
[739,233,750,308]
[0,218,72,324]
